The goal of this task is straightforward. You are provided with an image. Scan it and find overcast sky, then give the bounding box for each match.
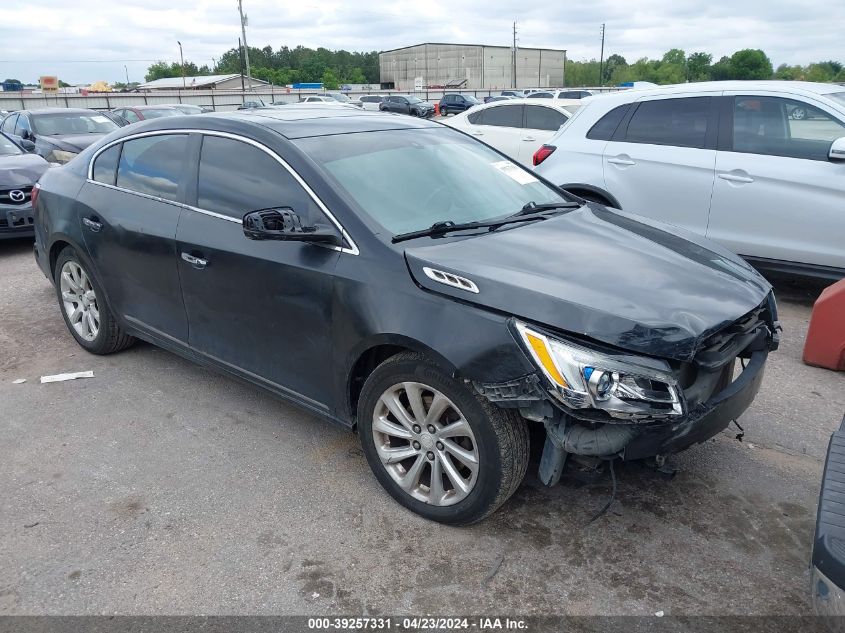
[3,1,843,84]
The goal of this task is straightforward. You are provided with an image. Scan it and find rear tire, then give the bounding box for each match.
[54,247,135,355]
[358,352,529,525]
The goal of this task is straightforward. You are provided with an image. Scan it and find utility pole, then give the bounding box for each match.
[177,40,186,88]
[512,21,517,89]
[237,0,252,89]
[238,37,246,91]
[124,65,129,86]
[598,23,606,87]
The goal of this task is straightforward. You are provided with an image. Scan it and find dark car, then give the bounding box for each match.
[0,132,50,239]
[812,414,845,616]
[0,108,119,164]
[111,105,183,125]
[379,95,434,117]
[238,99,267,110]
[439,93,480,116]
[33,109,779,525]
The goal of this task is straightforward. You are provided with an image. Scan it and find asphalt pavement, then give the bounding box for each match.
[1,237,843,616]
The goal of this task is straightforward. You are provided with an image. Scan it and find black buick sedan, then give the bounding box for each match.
[33,108,779,524]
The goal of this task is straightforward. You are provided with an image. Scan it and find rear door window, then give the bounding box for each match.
[1,114,18,134]
[624,97,711,148]
[92,144,121,186]
[524,105,568,131]
[116,134,188,202]
[586,105,630,140]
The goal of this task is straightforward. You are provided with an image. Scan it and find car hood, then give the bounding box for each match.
[404,205,772,362]
[41,134,105,153]
[0,152,50,187]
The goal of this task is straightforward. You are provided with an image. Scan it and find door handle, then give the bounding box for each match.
[607,157,636,166]
[181,252,208,269]
[522,136,536,142]
[82,217,102,232]
[718,172,754,184]
[471,130,484,136]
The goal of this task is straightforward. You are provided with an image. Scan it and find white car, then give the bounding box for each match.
[443,99,580,167]
[528,89,595,100]
[533,81,845,279]
[354,95,385,111]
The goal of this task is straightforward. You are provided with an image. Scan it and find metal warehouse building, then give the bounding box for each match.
[379,43,567,91]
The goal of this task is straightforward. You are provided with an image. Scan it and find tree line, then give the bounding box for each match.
[139,45,845,89]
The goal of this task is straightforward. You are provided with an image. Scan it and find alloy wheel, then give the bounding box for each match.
[372,381,479,506]
[60,261,100,341]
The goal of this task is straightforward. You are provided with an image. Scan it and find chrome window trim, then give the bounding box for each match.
[87,128,360,255]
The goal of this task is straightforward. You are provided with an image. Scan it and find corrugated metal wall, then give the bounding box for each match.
[379,44,567,91]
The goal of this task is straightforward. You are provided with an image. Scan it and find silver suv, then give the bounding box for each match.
[534,81,845,280]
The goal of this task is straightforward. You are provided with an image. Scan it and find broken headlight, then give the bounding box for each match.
[515,321,683,419]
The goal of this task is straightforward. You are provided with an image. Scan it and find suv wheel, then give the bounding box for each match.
[440,107,448,116]
[54,247,135,355]
[358,352,529,525]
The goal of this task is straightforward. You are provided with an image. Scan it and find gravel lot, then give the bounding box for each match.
[1,236,843,616]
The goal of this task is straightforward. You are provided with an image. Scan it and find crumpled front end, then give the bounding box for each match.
[475,293,780,484]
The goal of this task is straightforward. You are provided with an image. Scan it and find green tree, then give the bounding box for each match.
[321,68,339,90]
[602,54,627,84]
[686,52,712,81]
[729,49,773,80]
[710,56,734,80]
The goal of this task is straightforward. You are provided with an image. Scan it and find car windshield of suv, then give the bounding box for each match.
[328,93,351,102]
[828,92,845,109]
[297,128,569,236]
[0,134,23,156]
[141,108,181,119]
[32,112,118,135]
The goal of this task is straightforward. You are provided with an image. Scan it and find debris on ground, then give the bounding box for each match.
[655,610,664,617]
[40,371,94,384]
[12,379,26,384]
[484,554,505,584]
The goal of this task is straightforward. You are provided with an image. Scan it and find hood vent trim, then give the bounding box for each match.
[422,267,479,294]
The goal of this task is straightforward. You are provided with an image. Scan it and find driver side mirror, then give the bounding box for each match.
[829,137,845,162]
[19,139,35,152]
[243,208,341,246]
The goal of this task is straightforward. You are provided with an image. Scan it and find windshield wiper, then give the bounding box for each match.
[510,200,582,217]
[392,215,547,243]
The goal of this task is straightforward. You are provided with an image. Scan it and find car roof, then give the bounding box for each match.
[125,105,180,110]
[471,98,576,112]
[133,107,442,140]
[22,108,102,115]
[588,80,845,106]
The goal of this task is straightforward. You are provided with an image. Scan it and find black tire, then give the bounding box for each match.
[358,352,529,525]
[440,107,448,116]
[54,246,135,355]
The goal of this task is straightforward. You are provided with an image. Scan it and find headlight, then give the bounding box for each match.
[515,321,683,419]
[48,150,78,164]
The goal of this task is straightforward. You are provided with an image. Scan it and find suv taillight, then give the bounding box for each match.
[533,144,556,166]
[30,183,40,208]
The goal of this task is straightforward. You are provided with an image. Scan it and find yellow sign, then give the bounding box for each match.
[40,76,59,93]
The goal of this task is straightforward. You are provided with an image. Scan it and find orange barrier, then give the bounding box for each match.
[803,278,845,371]
[434,103,440,116]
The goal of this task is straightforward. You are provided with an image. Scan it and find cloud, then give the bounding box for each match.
[2,0,842,84]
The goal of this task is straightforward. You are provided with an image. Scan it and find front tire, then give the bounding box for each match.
[54,247,135,355]
[358,352,529,525]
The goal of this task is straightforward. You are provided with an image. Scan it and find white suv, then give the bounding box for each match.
[534,81,845,280]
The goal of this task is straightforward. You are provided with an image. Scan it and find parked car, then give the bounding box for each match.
[483,95,516,104]
[380,95,435,117]
[0,108,119,164]
[443,99,576,166]
[534,80,845,280]
[354,95,385,111]
[439,94,481,116]
[323,92,362,108]
[299,96,337,104]
[162,103,211,115]
[33,108,778,524]
[812,414,845,617]
[528,89,594,100]
[238,99,267,110]
[0,132,51,239]
[111,105,183,125]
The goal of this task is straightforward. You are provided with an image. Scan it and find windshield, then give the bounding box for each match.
[0,134,22,156]
[32,112,118,136]
[407,96,422,104]
[465,95,480,104]
[328,93,351,102]
[296,128,568,237]
[173,105,201,114]
[141,108,181,119]
[828,92,845,109]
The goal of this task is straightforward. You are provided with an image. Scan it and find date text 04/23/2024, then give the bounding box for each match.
[307,617,528,630]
